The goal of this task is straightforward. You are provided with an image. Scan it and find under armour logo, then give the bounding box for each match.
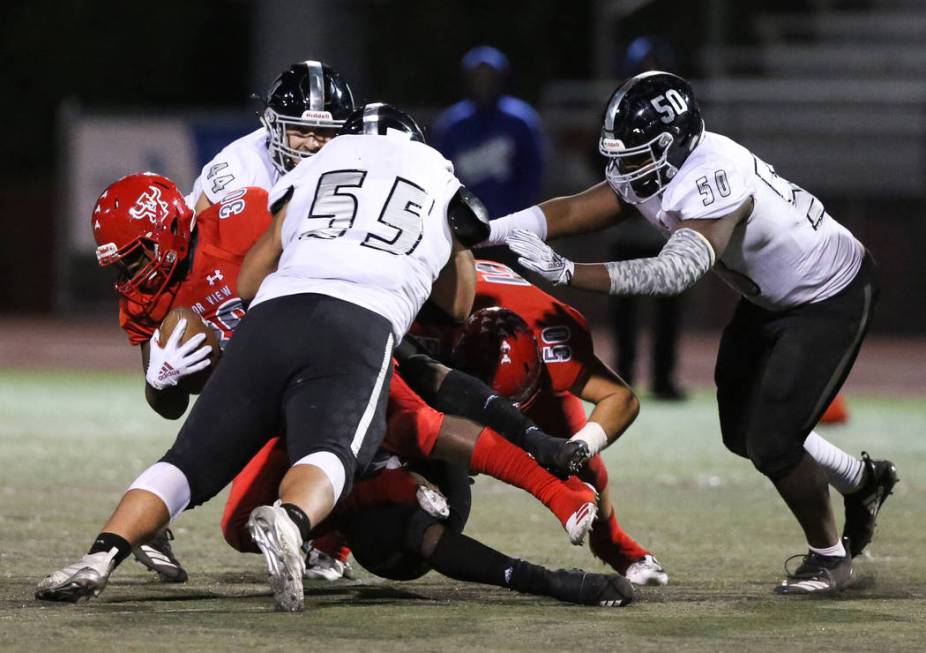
[500,340,512,365]
[207,270,224,286]
[128,186,169,223]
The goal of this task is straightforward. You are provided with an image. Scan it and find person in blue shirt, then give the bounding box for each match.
[432,46,545,219]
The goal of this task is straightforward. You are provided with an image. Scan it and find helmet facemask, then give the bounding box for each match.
[600,131,677,204]
[261,107,344,174]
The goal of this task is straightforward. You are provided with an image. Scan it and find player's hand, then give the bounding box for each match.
[145,319,213,391]
[506,229,574,286]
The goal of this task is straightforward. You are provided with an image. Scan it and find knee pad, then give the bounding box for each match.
[128,462,191,522]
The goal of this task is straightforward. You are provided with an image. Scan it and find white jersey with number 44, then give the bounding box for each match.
[251,134,461,337]
[627,131,864,310]
[186,129,279,206]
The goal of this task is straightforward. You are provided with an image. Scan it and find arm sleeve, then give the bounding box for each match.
[604,228,716,297]
[484,205,548,246]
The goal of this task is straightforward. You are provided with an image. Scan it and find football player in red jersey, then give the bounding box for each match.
[397,260,668,585]
[91,173,272,581]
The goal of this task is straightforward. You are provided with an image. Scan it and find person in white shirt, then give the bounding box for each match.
[489,71,898,594]
[35,104,491,612]
[186,60,355,213]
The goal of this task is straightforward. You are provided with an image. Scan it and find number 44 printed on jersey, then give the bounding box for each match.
[299,169,432,255]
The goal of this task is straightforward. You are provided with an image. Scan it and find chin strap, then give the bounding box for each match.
[605,227,715,296]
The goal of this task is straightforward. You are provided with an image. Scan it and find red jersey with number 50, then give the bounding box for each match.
[119,187,272,346]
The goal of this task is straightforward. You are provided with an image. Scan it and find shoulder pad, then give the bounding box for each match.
[447,187,490,247]
[270,185,295,214]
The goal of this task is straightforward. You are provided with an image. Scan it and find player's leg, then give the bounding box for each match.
[220,436,290,554]
[247,295,395,611]
[582,454,667,585]
[431,417,598,544]
[36,300,295,602]
[386,371,597,543]
[395,346,587,474]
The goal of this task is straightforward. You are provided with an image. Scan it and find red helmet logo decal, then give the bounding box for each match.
[128,186,169,223]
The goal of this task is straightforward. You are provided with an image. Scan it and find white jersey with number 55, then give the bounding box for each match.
[251,134,460,337]
[628,131,864,310]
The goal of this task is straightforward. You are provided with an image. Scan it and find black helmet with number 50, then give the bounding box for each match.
[599,71,704,204]
[339,103,426,143]
[260,60,355,173]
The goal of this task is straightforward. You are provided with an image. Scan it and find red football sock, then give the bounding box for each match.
[590,510,650,573]
[311,531,351,563]
[469,427,593,526]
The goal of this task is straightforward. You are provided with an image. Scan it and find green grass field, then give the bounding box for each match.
[1,370,923,652]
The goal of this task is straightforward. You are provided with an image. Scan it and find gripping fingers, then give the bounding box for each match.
[183,344,213,366]
[184,357,213,375]
[176,331,208,357]
[166,319,188,350]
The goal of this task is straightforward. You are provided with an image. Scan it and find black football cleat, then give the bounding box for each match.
[842,452,899,557]
[556,439,591,476]
[774,539,853,595]
[133,529,188,583]
[548,568,634,607]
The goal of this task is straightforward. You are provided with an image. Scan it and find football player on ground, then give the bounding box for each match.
[187,60,355,214]
[224,450,634,607]
[488,71,897,593]
[36,104,497,612]
[90,173,272,582]
[397,259,667,585]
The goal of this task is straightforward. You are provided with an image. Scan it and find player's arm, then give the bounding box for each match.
[509,197,753,296]
[428,186,490,321]
[428,239,476,323]
[140,341,190,419]
[193,192,212,214]
[239,196,288,302]
[484,182,624,246]
[569,356,639,455]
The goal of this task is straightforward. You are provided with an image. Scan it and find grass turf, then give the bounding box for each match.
[1,370,924,652]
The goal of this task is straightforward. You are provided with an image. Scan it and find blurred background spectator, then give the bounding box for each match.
[3,0,924,353]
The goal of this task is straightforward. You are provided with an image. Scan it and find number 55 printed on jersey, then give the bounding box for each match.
[299,169,429,255]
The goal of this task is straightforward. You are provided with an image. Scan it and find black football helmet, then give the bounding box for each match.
[260,60,355,173]
[339,103,425,143]
[599,71,704,204]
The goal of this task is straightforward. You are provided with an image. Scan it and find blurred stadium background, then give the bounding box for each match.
[1,1,925,650]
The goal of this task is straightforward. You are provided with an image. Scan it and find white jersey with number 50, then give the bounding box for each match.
[627,131,864,310]
[251,134,460,337]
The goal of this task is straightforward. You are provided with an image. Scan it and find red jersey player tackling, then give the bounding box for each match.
[403,260,668,585]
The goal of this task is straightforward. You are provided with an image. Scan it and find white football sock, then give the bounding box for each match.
[809,540,846,558]
[803,431,866,495]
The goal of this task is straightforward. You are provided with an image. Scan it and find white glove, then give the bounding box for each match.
[145,318,213,390]
[506,229,574,286]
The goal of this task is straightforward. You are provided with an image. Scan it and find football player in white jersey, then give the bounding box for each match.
[35,104,492,612]
[489,72,897,594]
[186,60,355,214]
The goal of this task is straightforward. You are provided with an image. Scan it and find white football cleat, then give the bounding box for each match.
[35,550,118,602]
[416,484,450,519]
[625,555,669,586]
[304,546,354,581]
[564,501,598,546]
[248,502,306,612]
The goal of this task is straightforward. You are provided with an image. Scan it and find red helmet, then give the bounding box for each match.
[451,307,543,407]
[91,173,193,316]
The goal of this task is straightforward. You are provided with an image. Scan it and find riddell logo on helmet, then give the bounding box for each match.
[599,138,624,153]
[300,110,333,121]
[128,186,169,223]
[96,242,118,263]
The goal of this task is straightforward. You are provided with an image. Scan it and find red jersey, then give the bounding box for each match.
[411,260,595,436]
[119,187,272,346]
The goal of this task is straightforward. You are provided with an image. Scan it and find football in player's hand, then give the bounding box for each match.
[159,306,221,394]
